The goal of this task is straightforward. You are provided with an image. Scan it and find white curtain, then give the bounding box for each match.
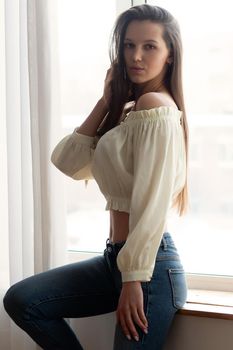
[0,1,66,349]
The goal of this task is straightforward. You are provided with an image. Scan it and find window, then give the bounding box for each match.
[58,1,132,253]
[218,137,233,167]
[147,0,233,279]
[57,1,233,287]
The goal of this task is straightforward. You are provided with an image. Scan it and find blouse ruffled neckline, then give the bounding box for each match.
[121,106,182,124]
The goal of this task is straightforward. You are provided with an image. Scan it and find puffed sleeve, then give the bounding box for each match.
[117,111,184,282]
[51,128,98,180]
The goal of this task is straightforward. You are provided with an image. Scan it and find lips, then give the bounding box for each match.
[129,67,145,75]
[130,66,144,70]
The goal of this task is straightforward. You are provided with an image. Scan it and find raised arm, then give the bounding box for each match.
[77,65,113,136]
[51,66,114,179]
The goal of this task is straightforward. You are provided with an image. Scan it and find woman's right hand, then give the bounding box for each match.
[101,64,115,109]
[116,281,148,341]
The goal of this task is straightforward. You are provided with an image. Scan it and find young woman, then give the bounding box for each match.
[4,4,189,350]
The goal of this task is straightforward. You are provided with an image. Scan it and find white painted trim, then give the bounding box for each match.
[132,0,146,5]
[116,0,147,14]
[116,0,132,14]
[186,273,233,293]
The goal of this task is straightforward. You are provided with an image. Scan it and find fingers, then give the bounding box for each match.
[132,308,148,332]
[102,66,114,107]
[117,305,148,342]
[107,66,114,79]
[137,306,148,329]
[117,308,140,342]
[116,281,149,342]
[106,61,117,78]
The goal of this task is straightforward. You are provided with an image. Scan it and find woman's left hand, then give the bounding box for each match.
[116,281,148,341]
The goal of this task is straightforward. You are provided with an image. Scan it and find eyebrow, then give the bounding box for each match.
[124,38,159,44]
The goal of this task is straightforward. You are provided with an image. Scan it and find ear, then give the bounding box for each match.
[166,57,173,64]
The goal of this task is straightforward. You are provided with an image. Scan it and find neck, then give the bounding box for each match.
[133,68,168,101]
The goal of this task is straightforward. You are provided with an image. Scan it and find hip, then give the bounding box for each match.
[104,232,187,311]
[105,232,182,263]
[104,232,186,288]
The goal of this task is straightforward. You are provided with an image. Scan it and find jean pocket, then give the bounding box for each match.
[168,268,187,309]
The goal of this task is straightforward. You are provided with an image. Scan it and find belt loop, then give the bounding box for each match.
[105,239,125,255]
[106,238,113,253]
[162,236,168,251]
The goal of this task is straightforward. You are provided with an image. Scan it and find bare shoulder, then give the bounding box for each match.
[135,92,178,111]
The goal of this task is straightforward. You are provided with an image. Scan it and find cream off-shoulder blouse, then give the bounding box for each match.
[51,106,186,282]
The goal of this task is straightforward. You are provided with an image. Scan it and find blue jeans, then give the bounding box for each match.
[3,232,187,350]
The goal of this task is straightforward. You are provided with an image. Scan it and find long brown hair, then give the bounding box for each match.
[98,4,189,216]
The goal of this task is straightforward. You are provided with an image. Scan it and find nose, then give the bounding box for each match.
[132,47,143,62]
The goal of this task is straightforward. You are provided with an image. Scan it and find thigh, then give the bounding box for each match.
[5,255,119,319]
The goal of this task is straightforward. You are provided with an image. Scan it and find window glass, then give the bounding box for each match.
[148,0,233,275]
[58,0,116,252]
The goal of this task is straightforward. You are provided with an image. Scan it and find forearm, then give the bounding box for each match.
[77,98,109,137]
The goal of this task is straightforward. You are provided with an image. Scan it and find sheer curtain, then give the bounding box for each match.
[0,1,66,349]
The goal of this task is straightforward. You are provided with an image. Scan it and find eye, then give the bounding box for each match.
[123,42,134,49]
[145,44,156,50]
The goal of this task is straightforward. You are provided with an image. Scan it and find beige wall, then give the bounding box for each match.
[70,313,233,350]
[164,315,233,350]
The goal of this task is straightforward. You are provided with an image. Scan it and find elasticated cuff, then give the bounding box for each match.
[72,128,95,146]
[121,269,152,283]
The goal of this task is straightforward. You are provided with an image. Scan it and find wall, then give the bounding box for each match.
[164,315,233,350]
[70,313,233,350]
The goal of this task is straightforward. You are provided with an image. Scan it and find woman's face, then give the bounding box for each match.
[123,20,171,84]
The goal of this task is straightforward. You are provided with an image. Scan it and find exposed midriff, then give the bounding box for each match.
[109,210,129,243]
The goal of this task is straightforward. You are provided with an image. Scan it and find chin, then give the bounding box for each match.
[129,76,148,84]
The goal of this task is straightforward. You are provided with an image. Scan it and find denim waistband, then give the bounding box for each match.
[106,232,173,256]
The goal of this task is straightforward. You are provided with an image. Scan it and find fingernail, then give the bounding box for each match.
[126,335,131,341]
[144,328,148,334]
[134,335,139,342]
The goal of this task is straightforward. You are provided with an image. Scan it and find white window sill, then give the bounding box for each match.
[179,289,233,320]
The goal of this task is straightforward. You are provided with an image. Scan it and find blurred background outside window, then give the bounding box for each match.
[57,0,233,276]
